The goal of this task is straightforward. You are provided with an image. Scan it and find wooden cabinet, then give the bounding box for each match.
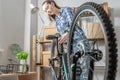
[32,26,58,69]
[43,26,58,41]
[32,26,58,80]
[86,22,104,39]
[39,40,51,67]
[40,26,58,67]
[39,26,58,80]
[42,51,51,67]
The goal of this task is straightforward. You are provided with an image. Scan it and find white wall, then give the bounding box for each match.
[0,0,38,68]
[0,0,25,65]
[0,1,4,63]
[0,0,3,44]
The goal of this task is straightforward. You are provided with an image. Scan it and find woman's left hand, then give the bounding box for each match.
[58,32,69,44]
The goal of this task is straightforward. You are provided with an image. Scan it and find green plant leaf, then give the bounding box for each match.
[16,51,28,60]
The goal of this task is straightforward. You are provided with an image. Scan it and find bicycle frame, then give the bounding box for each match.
[47,34,69,80]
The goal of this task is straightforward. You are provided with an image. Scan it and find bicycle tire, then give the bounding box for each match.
[50,34,67,80]
[50,38,58,80]
[67,2,118,80]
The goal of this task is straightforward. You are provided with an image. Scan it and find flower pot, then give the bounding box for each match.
[19,59,27,73]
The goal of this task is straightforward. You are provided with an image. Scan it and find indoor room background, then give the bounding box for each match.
[0,0,120,80]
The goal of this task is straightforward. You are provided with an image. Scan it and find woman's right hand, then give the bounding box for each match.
[58,32,69,44]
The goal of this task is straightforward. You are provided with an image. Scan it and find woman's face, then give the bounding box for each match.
[42,2,55,15]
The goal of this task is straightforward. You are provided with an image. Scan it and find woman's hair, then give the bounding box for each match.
[42,0,60,21]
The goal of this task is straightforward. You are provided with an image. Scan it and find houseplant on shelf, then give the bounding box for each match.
[16,51,28,73]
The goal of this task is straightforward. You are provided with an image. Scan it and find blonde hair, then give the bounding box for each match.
[42,0,60,21]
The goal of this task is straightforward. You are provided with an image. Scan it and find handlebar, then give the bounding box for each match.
[46,33,61,40]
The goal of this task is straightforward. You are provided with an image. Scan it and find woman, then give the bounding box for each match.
[42,0,91,80]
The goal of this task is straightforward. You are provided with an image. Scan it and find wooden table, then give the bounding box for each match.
[0,72,38,80]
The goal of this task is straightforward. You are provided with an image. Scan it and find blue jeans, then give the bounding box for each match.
[73,39,91,80]
[76,55,90,80]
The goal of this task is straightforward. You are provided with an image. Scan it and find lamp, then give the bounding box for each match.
[30,4,39,14]
[30,3,45,80]
[30,3,44,24]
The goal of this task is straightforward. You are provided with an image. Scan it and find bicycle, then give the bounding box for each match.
[46,2,118,80]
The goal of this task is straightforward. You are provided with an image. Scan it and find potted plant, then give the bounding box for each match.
[16,51,28,73]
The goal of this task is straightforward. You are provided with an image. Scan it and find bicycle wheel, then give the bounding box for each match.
[50,38,58,80]
[67,2,118,80]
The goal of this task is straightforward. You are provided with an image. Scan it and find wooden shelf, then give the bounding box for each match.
[42,51,51,55]
[35,63,50,68]
[88,38,104,41]
[40,65,50,68]
[39,40,52,43]
[36,63,42,65]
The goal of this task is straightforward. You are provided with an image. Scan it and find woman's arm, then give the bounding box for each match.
[58,7,74,44]
[64,7,74,32]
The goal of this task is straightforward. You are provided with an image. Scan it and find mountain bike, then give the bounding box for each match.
[47,2,118,80]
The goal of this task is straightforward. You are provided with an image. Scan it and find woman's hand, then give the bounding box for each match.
[58,32,69,44]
